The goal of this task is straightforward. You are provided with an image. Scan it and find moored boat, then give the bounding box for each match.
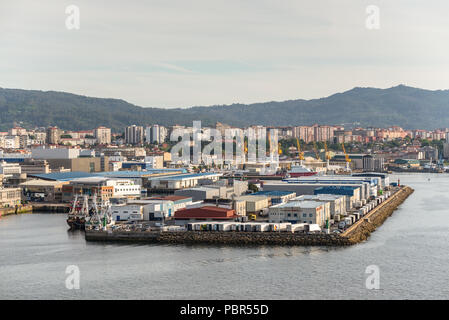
[285,165,317,178]
[67,194,89,230]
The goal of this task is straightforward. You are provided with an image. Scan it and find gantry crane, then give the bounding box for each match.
[296,138,304,165]
[312,141,320,161]
[324,141,330,168]
[341,143,351,171]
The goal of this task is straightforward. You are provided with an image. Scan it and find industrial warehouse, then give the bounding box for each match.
[79,171,412,245]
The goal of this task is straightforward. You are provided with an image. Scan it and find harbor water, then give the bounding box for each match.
[1,173,449,299]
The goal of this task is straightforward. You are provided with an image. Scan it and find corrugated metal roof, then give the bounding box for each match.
[29,171,96,181]
[293,194,344,201]
[148,172,222,181]
[275,200,324,209]
[252,190,296,197]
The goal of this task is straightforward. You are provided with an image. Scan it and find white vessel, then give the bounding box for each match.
[285,165,317,178]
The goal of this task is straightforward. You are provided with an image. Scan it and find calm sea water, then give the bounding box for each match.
[1,173,449,300]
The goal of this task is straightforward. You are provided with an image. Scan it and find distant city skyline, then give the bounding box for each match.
[1,0,449,108]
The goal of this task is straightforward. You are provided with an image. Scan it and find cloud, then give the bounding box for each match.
[0,0,448,107]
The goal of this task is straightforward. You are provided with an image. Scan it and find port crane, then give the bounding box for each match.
[296,138,304,165]
[324,141,330,168]
[341,143,351,171]
[312,141,320,161]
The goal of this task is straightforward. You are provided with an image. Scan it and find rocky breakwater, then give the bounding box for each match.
[86,229,352,246]
[158,231,352,246]
[342,186,414,244]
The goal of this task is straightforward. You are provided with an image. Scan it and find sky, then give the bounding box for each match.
[1,0,449,108]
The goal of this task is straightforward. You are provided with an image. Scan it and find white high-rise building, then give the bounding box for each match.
[94,127,111,145]
[443,132,449,159]
[125,125,144,145]
[145,125,167,144]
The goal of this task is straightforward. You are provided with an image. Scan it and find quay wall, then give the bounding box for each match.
[85,186,414,246]
[0,205,33,217]
[31,203,71,213]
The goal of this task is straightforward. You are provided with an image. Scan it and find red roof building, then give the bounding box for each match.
[174,206,237,221]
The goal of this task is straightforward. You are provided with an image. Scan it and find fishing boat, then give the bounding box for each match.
[67,194,89,230]
[84,194,114,231]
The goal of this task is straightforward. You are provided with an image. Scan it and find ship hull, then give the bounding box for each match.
[67,217,86,230]
[287,172,317,177]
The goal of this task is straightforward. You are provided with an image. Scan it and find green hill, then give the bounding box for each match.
[0,85,448,132]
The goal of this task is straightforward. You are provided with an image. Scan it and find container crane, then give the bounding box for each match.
[324,141,330,169]
[313,141,320,161]
[296,138,304,165]
[341,143,351,171]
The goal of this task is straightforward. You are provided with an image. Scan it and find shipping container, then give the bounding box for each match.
[287,223,306,232]
[255,223,270,232]
[218,223,232,231]
[307,224,321,232]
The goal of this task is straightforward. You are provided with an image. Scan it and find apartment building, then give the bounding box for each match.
[125,125,144,145]
[94,127,112,145]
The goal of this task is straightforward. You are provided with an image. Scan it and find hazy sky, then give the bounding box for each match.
[1,0,448,108]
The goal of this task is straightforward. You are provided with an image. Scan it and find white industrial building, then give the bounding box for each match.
[111,179,141,198]
[234,195,270,214]
[148,172,222,189]
[111,199,175,222]
[111,204,143,221]
[31,146,80,159]
[268,200,328,227]
[126,199,175,220]
[291,194,347,218]
[174,180,248,202]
